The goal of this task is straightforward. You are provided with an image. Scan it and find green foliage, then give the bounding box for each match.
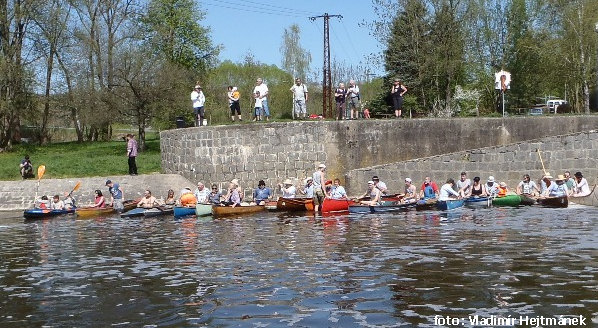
[280,24,312,80]
[0,138,162,181]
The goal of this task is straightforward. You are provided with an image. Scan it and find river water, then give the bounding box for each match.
[0,205,596,327]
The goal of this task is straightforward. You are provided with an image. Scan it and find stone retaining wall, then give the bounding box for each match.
[0,174,194,211]
[160,116,598,194]
[344,130,598,196]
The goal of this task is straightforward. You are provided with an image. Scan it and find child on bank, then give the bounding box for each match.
[253,91,263,121]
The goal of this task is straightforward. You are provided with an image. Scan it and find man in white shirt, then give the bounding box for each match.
[194,182,211,204]
[439,178,461,201]
[190,85,206,126]
[456,171,471,197]
[572,171,591,197]
[290,78,308,119]
[347,80,360,119]
[253,78,270,121]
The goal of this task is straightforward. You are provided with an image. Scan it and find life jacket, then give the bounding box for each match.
[497,186,507,197]
[180,193,197,206]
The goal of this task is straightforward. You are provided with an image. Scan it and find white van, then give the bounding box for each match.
[547,99,566,114]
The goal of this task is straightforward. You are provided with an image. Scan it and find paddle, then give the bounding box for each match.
[536,148,548,176]
[34,165,46,206]
[68,181,81,197]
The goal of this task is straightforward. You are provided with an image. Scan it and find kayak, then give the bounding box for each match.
[321,198,353,213]
[436,199,465,211]
[276,197,314,211]
[465,196,490,207]
[143,206,174,218]
[537,195,568,208]
[24,207,76,220]
[491,194,521,207]
[195,204,212,217]
[76,199,138,218]
[212,204,265,218]
[348,201,415,214]
[174,206,196,218]
[120,207,146,218]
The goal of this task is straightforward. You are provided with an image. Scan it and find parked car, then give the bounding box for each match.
[529,107,544,116]
[547,99,566,113]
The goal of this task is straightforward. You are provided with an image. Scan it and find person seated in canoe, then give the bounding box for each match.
[359,181,382,206]
[402,178,417,203]
[468,177,484,198]
[89,190,106,208]
[300,177,314,198]
[372,176,388,195]
[328,178,347,200]
[50,194,65,210]
[544,175,569,197]
[62,191,76,210]
[563,171,575,191]
[164,189,176,205]
[19,155,34,179]
[179,188,197,207]
[540,173,553,195]
[279,179,296,198]
[252,180,272,205]
[137,190,159,208]
[516,174,540,197]
[37,195,50,209]
[439,179,461,201]
[208,184,223,204]
[419,177,439,199]
[497,182,509,197]
[194,182,210,204]
[223,180,241,207]
[571,171,591,197]
[484,176,499,197]
[456,172,471,197]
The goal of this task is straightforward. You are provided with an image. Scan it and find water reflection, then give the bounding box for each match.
[0,206,596,326]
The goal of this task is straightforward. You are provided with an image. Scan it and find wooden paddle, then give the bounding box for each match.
[34,165,46,206]
[68,181,81,196]
[536,148,548,175]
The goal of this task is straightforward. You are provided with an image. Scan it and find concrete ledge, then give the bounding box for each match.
[0,173,194,211]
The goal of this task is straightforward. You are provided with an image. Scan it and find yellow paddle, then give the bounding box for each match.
[69,181,81,196]
[536,149,548,176]
[35,165,46,207]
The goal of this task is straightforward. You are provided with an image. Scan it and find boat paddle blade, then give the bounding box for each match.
[37,165,46,180]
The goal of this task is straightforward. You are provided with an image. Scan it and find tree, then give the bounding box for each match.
[280,24,312,80]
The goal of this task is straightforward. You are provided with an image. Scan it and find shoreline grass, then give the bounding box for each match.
[0,137,162,181]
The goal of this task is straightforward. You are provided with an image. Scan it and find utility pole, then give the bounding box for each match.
[310,13,342,118]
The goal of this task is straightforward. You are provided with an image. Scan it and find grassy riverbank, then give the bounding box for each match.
[0,137,161,180]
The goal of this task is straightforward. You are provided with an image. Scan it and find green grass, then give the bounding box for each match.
[0,138,162,180]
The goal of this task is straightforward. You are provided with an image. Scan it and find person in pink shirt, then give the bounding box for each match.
[127,134,138,175]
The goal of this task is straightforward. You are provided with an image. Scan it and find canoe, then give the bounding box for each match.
[519,195,537,206]
[415,198,438,211]
[348,201,415,214]
[120,207,146,218]
[174,206,196,218]
[213,204,266,218]
[265,201,278,211]
[436,199,465,211]
[569,185,598,206]
[76,199,138,218]
[321,198,353,213]
[276,197,314,211]
[143,206,174,218]
[491,194,521,207]
[195,203,212,217]
[537,195,568,208]
[465,196,490,207]
[24,207,76,220]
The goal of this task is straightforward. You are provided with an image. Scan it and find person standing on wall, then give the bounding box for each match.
[290,78,308,120]
[227,86,242,122]
[391,78,408,118]
[190,85,206,126]
[347,80,360,119]
[253,78,270,121]
[126,134,138,176]
[334,83,347,120]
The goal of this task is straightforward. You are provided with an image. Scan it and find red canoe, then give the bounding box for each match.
[321,198,354,213]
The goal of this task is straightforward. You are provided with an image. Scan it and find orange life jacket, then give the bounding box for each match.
[180,193,197,206]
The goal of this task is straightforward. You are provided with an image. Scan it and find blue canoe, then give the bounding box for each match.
[465,196,490,207]
[24,207,76,220]
[436,199,465,211]
[174,206,196,218]
[120,207,146,218]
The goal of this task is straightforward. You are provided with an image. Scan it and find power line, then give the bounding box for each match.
[203,0,319,17]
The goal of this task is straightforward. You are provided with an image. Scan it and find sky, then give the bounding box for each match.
[201,0,385,78]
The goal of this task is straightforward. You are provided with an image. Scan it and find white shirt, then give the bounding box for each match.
[50,200,65,210]
[439,183,459,201]
[194,187,210,203]
[254,96,263,108]
[347,85,360,98]
[282,185,296,198]
[330,185,347,199]
[375,181,387,194]
[573,178,591,197]
[290,84,307,100]
[253,83,269,99]
[191,90,205,108]
[456,179,471,193]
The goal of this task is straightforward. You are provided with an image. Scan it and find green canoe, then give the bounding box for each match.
[491,194,522,207]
